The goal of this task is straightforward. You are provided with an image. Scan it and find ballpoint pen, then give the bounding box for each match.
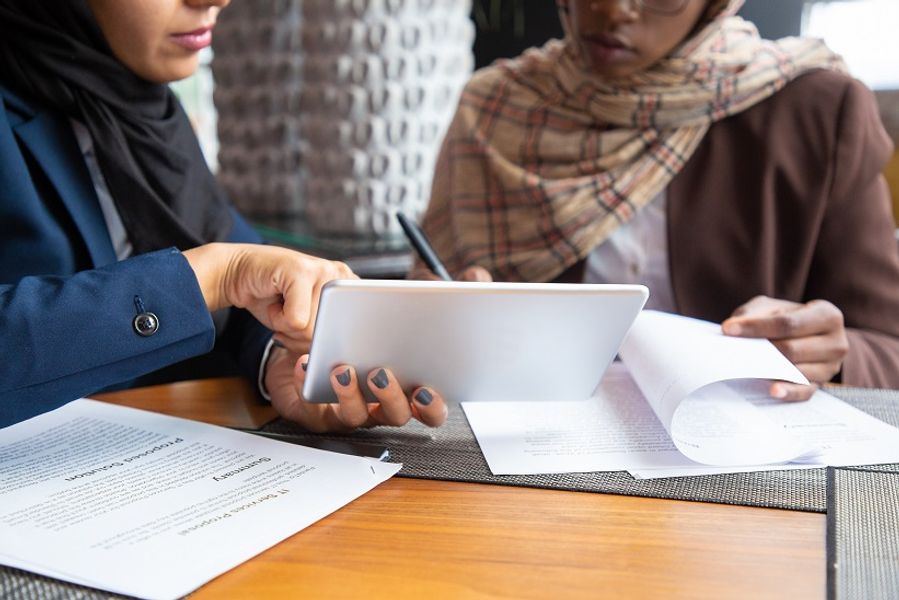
[396,211,453,281]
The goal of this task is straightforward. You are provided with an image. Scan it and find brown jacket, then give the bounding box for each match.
[557,71,899,389]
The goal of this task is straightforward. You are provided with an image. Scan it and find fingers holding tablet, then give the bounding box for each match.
[358,367,447,428]
[364,368,413,426]
[358,369,448,428]
[328,365,371,429]
[409,386,448,427]
[288,355,447,430]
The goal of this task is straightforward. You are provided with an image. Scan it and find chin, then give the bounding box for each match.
[579,54,642,81]
[144,58,201,84]
[588,64,640,81]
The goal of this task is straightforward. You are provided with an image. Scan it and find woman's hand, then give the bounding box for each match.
[263,347,448,432]
[408,264,493,282]
[183,243,356,354]
[721,296,849,401]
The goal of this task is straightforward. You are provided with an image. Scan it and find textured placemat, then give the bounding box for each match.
[0,565,135,600]
[827,467,899,600]
[263,386,899,513]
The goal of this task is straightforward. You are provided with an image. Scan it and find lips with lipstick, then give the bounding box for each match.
[170,26,214,51]
[578,32,637,65]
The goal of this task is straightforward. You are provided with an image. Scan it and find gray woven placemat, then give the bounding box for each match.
[264,386,899,513]
[0,566,134,600]
[827,467,899,600]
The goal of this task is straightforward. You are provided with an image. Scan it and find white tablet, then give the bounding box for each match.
[302,280,648,404]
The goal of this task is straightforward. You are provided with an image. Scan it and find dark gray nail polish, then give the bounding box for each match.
[415,388,433,406]
[301,362,308,371]
[335,368,351,386]
[371,368,389,389]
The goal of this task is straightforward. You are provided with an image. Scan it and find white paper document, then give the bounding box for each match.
[0,399,401,600]
[462,311,899,477]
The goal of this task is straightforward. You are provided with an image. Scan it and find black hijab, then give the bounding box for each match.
[0,0,232,254]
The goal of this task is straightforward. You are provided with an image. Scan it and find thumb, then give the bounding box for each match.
[268,279,314,335]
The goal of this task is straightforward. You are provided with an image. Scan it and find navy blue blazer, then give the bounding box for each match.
[0,85,272,427]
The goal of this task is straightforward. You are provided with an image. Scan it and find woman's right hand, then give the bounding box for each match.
[183,243,356,353]
[408,264,493,282]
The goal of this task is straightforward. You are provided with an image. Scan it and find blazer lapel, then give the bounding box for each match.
[13,110,118,268]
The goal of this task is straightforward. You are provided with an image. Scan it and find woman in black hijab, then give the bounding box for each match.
[0,0,448,430]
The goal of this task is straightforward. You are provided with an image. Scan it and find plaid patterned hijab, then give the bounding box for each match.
[421,0,846,282]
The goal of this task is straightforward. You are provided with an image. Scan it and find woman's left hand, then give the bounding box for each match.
[721,296,849,401]
[262,347,448,433]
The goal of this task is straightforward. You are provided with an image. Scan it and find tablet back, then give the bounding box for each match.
[302,280,648,403]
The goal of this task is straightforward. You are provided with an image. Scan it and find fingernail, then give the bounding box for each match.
[300,361,308,371]
[415,388,433,406]
[371,368,389,389]
[335,368,351,386]
[771,384,786,399]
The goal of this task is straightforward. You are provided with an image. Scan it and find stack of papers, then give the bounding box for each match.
[463,311,899,479]
[0,400,400,599]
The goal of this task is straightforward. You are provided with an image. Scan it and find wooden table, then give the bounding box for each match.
[94,380,825,599]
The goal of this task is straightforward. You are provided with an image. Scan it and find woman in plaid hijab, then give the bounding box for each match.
[416,0,899,397]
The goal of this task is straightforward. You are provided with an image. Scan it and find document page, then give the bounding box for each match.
[630,382,899,479]
[462,364,687,474]
[619,310,814,466]
[463,363,899,477]
[0,399,400,600]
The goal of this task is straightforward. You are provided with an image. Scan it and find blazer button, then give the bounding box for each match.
[133,312,160,337]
